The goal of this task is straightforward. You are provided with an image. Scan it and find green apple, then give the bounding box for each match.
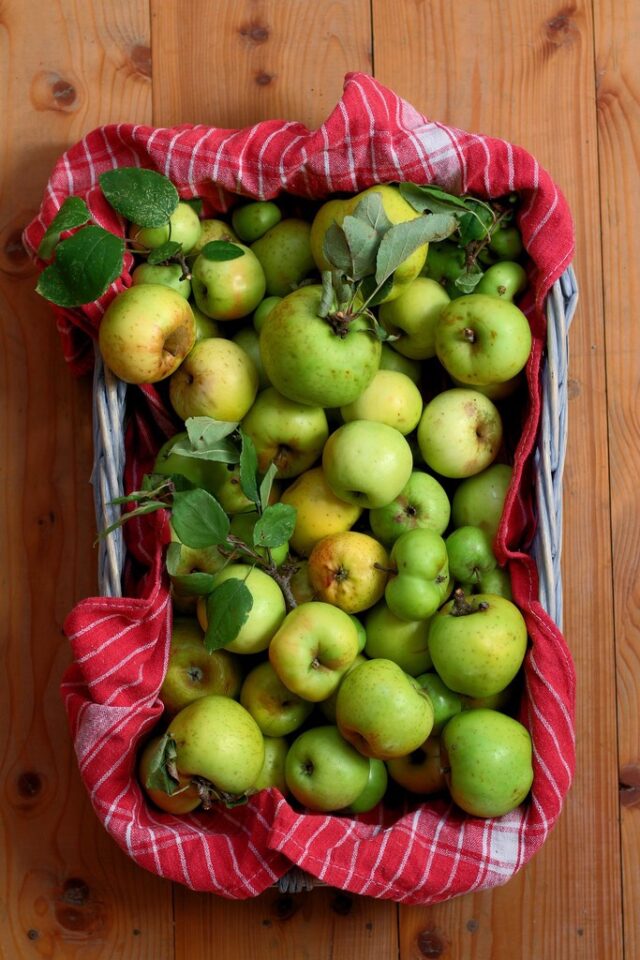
[130,201,202,254]
[251,218,316,296]
[167,695,265,800]
[290,561,316,603]
[343,758,388,813]
[232,327,271,389]
[421,239,466,285]
[385,528,450,622]
[169,337,259,423]
[427,589,527,698]
[214,463,280,516]
[240,660,314,737]
[351,615,367,654]
[319,654,367,723]
[460,676,520,712]
[253,295,283,332]
[379,343,421,383]
[336,657,434,759]
[252,736,289,795]
[489,225,523,260]
[191,243,266,320]
[153,431,227,493]
[417,388,503,479]
[369,471,451,547]
[99,284,196,384]
[307,531,390,614]
[240,387,328,479]
[451,463,513,538]
[363,602,433,676]
[322,420,413,509]
[159,617,243,715]
[188,219,239,264]
[414,672,463,734]
[475,262,527,301]
[232,201,282,243]
[386,736,446,795]
[340,370,423,435]
[476,566,512,600]
[259,285,381,408]
[228,511,289,567]
[280,466,362,557]
[442,709,533,817]
[191,303,221,341]
[445,525,497,585]
[268,602,360,702]
[285,725,370,812]
[197,564,286,655]
[378,277,450,359]
[131,262,191,299]
[138,736,201,814]
[435,294,532,386]
[449,371,522,401]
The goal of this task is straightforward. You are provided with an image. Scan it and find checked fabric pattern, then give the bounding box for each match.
[24,72,576,903]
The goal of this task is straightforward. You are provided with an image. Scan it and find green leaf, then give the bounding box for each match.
[253,503,297,549]
[259,462,279,512]
[146,240,183,264]
[318,270,336,318]
[200,240,245,261]
[204,579,254,652]
[239,432,260,506]
[352,192,393,234]
[37,197,91,260]
[100,500,166,538]
[341,215,379,279]
[183,198,203,215]
[165,541,218,596]
[145,733,180,794]
[36,225,125,307]
[454,263,485,294]
[171,489,230,548]
[99,167,179,228]
[458,200,495,245]
[375,216,457,286]
[171,417,240,465]
[359,274,394,307]
[399,182,470,215]
[322,223,353,274]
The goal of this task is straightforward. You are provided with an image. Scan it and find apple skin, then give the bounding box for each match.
[417,388,503,479]
[168,695,265,797]
[442,709,534,817]
[191,303,221,341]
[343,758,388,814]
[475,262,527,302]
[319,654,368,723]
[251,218,316,297]
[340,370,423,436]
[435,294,532,386]
[169,337,259,423]
[159,617,243,715]
[308,531,390,615]
[253,295,283,333]
[240,660,314,737]
[427,590,528,699]
[259,285,382,408]
[379,343,422,383]
[280,466,362,557]
[197,564,286,655]
[322,420,413,510]
[191,243,266,320]
[132,262,191,299]
[240,387,329,479]
[369,471,451,547]
[130,201,202,254]
[285,725,371,812]
[378,277,451,359]
[451,463,513,539]
[445,525,497,585]
[476,566,513,600]
[336,657,435,760]
[289,560,318,604]
[363,602,433,676]
[138,736,201,814]
[99,284,196,384]
[386,736,446,795]
[449,371,522,401]
[232,201,282,243]
[252,736,289,795]
[414,672,463,735]
[232,327,271,389]
[385,528,450,622]
[269,602,360,702]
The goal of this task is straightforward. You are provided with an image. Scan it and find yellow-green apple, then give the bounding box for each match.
[489,225,524,260]
[240,387,329,479]
[289,560,317,604]
[232,201,282,243]
[130,201,202,254]
[307,531,390,614]
[279,466,362,557]
[191,303,221,341]
[427,589,527,698]
[343,758,388,813]
[414,672,463,734]
[240,660,314,737]
[340,370,423,435]
[474,566,512,600]
[378,277,450,358]
[191,243,266,320]
[441,709,533,817]
[369,471,451,547]
[449,371,522,400]
[385,528,450,622]
[285,725,371,812]
[187,219,239,265]
[421,239,466,286]
[363,602,432,676]
[460,676,520,712]
[232,327,271,389]
[252,736,289,795]
[253,295,282,333]
[417,388,503,479]
[336,657,434,759]
[386,736,446,795]
[99,284,196,384]
[435,294,532,386]
[259,285,381,408]
[159,617,243,715]
[268,602,359,702]
[475,262,527,302]
[322,420,413,509]
[132,262,191,299]
[169,337,259,423]
[153,431,227,493]
[451,463,512,539]
[379,343,421,383]
[445,525,497,586]
[138,736,201,814]
[251,218,316,296]
[319,654,368,723]
[196,564,286,655]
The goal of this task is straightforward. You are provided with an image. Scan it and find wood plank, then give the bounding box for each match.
[594,0,640,954]
[371,1,624,957]
[0,2,176,957]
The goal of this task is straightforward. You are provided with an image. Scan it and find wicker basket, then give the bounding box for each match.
[89,266,578,893]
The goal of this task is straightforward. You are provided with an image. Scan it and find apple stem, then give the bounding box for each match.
[450,587,476,617]
[373,562,396,575]
[463,327,476,343]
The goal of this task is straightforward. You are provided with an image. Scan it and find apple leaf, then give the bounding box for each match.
[37,196,91,260]
[36,225,125,307]
[144,733,180,795]
[318,270,336,317]
[200,240,245,261]
[259,462,279,512]
[99,167,179,227]
[204,579,254,652]
[358,273,394,308]
[146,240,183,265]
[341,215,380,279]
[352,192,393,234]
[171,418,240,464]
[454,262,485,294]
[253,503,297,549]
[165,542,218,596]
[183,197,203,215]
[457,200,495,245]
[239,432,260,506]
[322,223,354,275]
[399,182,470,215]
[375,216,457,286]
[171,489,230,548]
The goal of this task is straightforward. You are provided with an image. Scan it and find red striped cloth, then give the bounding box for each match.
[24,72,576,902]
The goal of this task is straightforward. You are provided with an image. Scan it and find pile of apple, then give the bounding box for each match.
[96,180,537,820]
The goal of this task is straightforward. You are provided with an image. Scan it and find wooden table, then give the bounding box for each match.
[1,1,636,957]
